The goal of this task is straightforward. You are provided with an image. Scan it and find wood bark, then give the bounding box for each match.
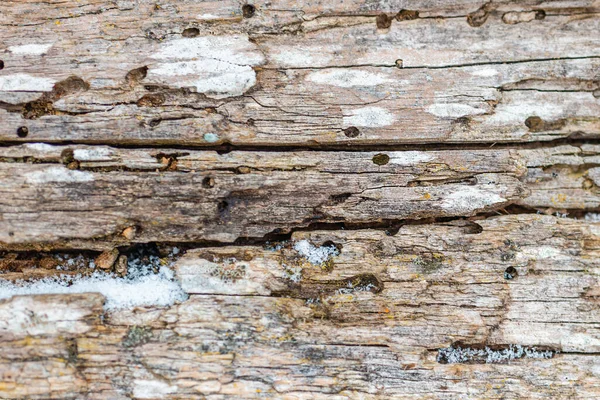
[1,0,600,398]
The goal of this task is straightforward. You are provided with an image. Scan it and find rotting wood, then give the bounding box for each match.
[2,215,600,398]
[2,0,600,398]
[1,144,600,247]
[0,2,599,146]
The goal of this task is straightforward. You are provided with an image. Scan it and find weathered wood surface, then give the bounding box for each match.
[2,143,600,247]
[3,215,600,398]
[0,1,599,145]
[2,1,600,398]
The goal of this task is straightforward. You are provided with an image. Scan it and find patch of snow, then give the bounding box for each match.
[8,43,54,55]
[294,240,339,265]
[0,73,56,91]
[0,267,187,312]
[438,344,554,364]
[343,106,395,128]
[427,103,487,118]
[0,267,186,311]
[306,69,391,87]
[0,248,187,311]
[24,166,94,184]
[585,213,600,222]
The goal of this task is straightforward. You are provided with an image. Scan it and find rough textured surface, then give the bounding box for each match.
[1,0,600,398]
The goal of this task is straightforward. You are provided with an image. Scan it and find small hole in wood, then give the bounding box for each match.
[396,9,419,21]
[376,13,393,29]
[202,177,215,188]
[242,4,256,18]
[372,153,390,165]
[218,200,229,213]
[182,28,200,38]
[125,66,148,83]
[0,60,4,70]
[535,10,546,20]
[16,126,29,138]
[149,119,161,127]
[216,145,233,155]
[504,266,518,280]
[322,240,343,253]
[343,126,360,138]
[525,116,544,131]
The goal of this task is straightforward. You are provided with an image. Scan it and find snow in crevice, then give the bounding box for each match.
[0,249,188,311]
[294,240,339,265]
[437,344,555,364]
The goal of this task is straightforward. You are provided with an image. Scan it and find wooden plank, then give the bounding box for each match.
[2,144,599,247]
[2,1,600,398]
[1,215,600,398]
[0,2,598,146]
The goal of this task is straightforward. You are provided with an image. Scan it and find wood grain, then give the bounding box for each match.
[1,1,600,398]
[2,215,600,398]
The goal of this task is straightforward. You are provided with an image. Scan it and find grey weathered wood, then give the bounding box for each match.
[1,144,599,247]
[2,1,600,398]
[2,215,600,398]
[0,1,598,146]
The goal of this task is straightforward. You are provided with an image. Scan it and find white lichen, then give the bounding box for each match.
[203,133,220,143]
[0,73,56,91]
[269,47,331,68]
[427,103,487,118]
[306,69,391,88]
[8,43,53,55]
[133,380,177,399]
[438,344,554,364]
[388,151,434,165]
[196,14,221,20]
[337,281,376,295]
[294,240,339,265]
[149,35,264,98]
[343,106,395,128]
[24,166,94,184]
[441,186,506,214]
[470,68,499,77]
[73,147,116,161]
